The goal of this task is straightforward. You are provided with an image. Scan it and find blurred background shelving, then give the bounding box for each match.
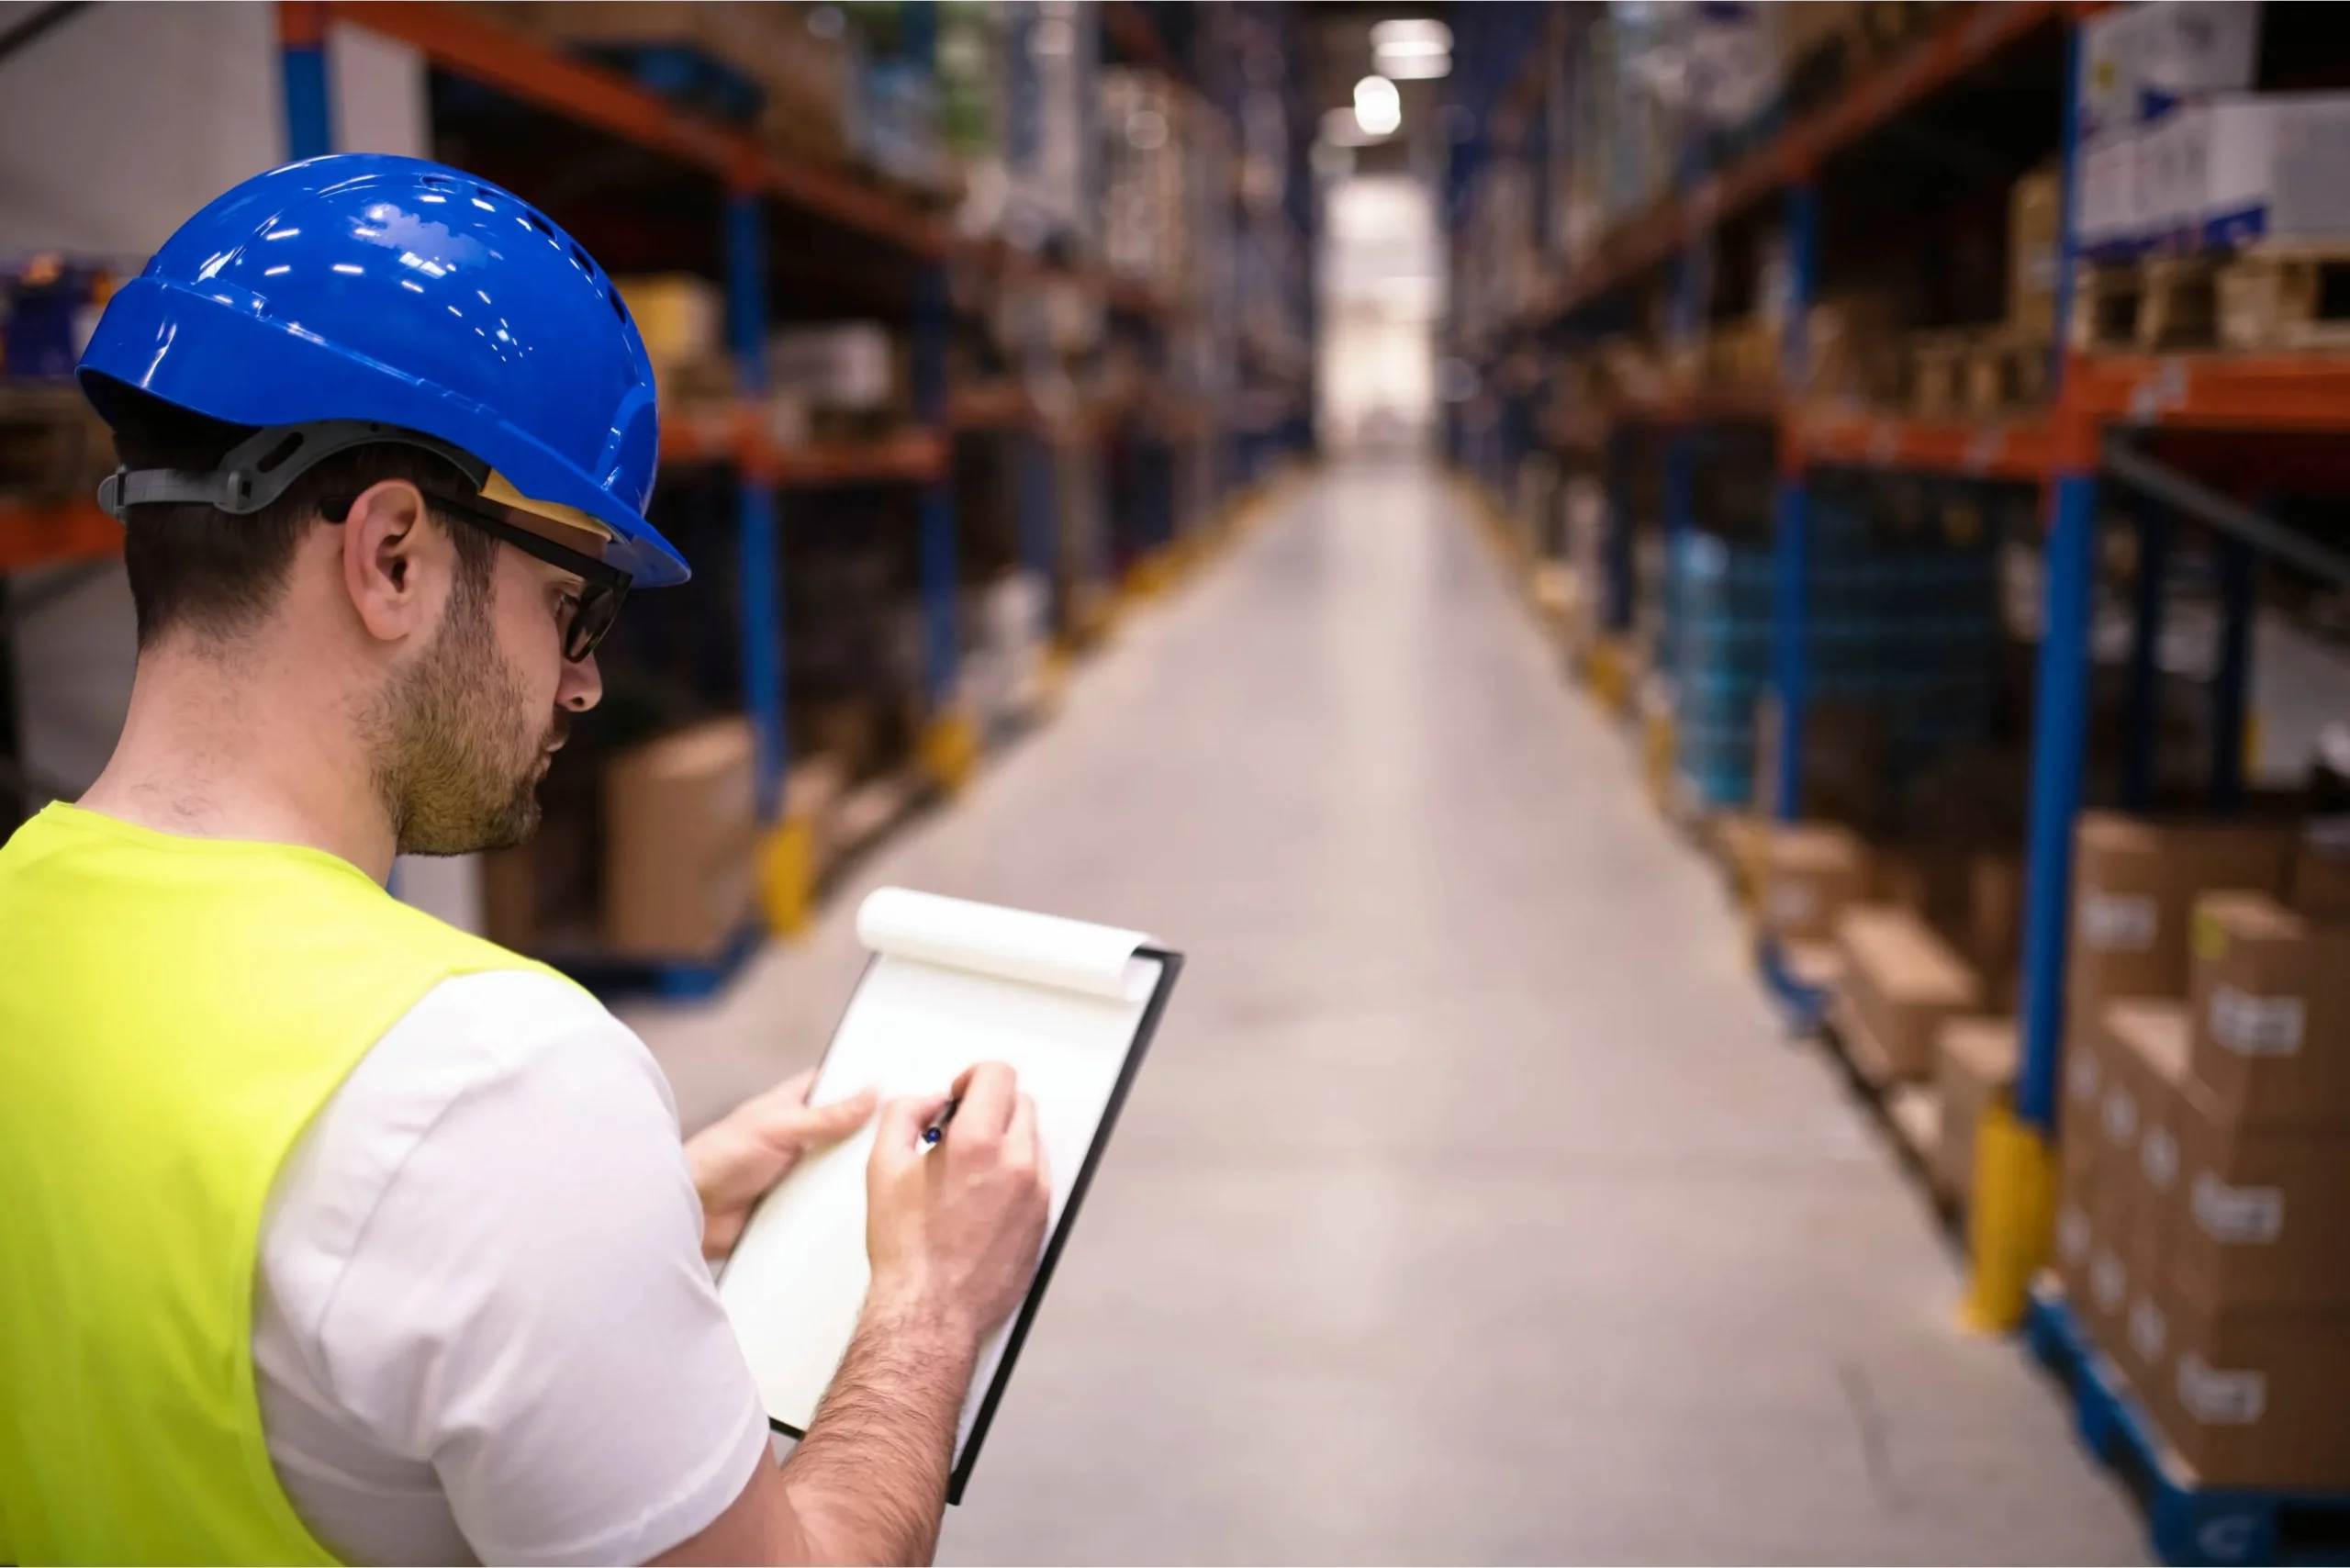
[1,0,1317,989]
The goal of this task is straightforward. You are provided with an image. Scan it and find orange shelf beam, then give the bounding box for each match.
[1796,405,2054,482]
[330,2,950,256]
[948,382,1035,432]
[660,413,946,486]
[2068,354,2350,435]
[0,499,120,575]
[768,430,946,487]
[1536,0,2061,325]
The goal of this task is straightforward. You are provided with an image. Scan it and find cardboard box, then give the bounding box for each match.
[2148,1282,2350,1492]
[2077,2,2261,149]
[2061,1008,2107,1184]
[2009,166,2062,342]
[2086,1230,2136,1366]
[2102,999,2192,1294]
[2291,826,2350,920]
[2152,94,2350,251]
[1835,905,1984,1084]
[2066,815,2293,1036]
[2170,1081,2350,1312]
[2055,1156,2099,1316]
[2188,891,2350,1128]
[1762,823,1871,944]
[1932,1016,2018,1207]
[602,718,760,959]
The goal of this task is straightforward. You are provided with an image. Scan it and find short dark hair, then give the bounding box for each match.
[99,381,499,649]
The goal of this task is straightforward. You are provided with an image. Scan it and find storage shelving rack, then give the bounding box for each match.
[1447,0,2350,1344]
[0,0,1315,969]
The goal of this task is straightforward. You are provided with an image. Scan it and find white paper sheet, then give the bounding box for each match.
[856,886,1156,1000]
[718,889,1161,1468]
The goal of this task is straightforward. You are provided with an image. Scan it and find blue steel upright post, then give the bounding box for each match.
[277,2,331,161]
[728,191,810,935]
[1963,15,2090,1334]
[906,2,974,791]
[1770,178,1816,823]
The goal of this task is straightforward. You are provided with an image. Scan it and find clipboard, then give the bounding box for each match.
[715,888,1182,1505]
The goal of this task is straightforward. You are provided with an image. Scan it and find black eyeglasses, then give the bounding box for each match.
[320,492,631,663]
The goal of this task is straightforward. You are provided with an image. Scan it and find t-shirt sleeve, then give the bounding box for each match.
[299,973,770,1566]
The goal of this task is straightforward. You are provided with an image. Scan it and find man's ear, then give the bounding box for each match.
[339,479,450,649]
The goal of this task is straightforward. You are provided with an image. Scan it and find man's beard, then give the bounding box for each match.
[365,573,565,857]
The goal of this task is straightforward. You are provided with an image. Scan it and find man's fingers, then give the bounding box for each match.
[1005,1092,1046,1182]
[795,1085,878,1142]
[872,1092,953,1162]
[949,1061,1019,1138]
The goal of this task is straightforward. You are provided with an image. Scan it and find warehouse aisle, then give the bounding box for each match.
[631,461,2144,1564]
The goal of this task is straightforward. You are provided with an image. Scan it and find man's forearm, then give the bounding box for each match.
[778,1296,978,1565]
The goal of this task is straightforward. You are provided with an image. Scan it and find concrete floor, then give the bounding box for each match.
[630,460,2146,1564]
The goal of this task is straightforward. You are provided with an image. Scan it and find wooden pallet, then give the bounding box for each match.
[2218,243,2350,352]
[1962,330,2054,415]
[2070,255,2225,353]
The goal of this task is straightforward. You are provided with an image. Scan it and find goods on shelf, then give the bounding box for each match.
[1703,318,1778,397]
[1100,69,1188,292]
[1932,1016,2019,1207]
[2009,166,2063,343]
[767,322,907,441]
[1671,492,2000,817]
[2216,243,2350,353]
[601,717,760,959]
[957,568,1053,739]
[0,385,112,510]
[614,274,733,417]
[1830,904,1986,1087]
[1759,822,1871,945]
[1803,293,1903,404]
[2296,824,2350,917]
[2081,92,2350,264]
[2064,813,2293,1047]
[508,2,856,162]
[2076,2,2260,151]
[2188,891,2350,1128]
[2065,890,2350,1491]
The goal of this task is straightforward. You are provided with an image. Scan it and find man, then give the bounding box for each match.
[0,154,1048,1565]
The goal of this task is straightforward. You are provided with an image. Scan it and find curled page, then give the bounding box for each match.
[856,887,1155,1000]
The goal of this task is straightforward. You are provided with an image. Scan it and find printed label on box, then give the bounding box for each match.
[2193,1173,2284,1245]
[1768,881,1818,928]
[2068,1049,2102,1107]
[2141,1125,2179,1192]
[2177,1353,2266,1426]
[2100,1084,2140,1148]
[2079,890,2157,951]
[2209,985,2306,1058]
[2091,1249,2126,1311]
[2129,1297,2168,1363]
[2058,1204,2091,1264]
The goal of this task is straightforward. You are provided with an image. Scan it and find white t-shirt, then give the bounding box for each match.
[252,970,772,1566]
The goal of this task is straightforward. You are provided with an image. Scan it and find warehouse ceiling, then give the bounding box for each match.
[1296,1,1456,176]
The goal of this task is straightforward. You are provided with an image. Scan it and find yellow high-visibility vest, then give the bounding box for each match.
[0,802,569,1563]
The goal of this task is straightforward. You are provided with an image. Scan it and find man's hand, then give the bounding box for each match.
[686,1070,877,1262]
[865,1061,1052,1345]
[656,1064,1052,1566]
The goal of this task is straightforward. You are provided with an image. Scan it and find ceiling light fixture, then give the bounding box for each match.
[1353,74,1402,138]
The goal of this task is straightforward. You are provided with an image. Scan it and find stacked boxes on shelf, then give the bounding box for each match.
[1100,69,1188,293]
[2046,812,2350,1488]
[1667,490,1998,815]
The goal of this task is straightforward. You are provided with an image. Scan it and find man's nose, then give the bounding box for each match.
[558,652,603,713]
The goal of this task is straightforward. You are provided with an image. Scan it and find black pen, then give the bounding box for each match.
[921,1097,961,1147]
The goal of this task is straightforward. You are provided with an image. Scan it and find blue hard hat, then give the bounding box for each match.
[77,153,689,587]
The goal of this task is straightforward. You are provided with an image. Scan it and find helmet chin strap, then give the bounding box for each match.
[96,420,490,521]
